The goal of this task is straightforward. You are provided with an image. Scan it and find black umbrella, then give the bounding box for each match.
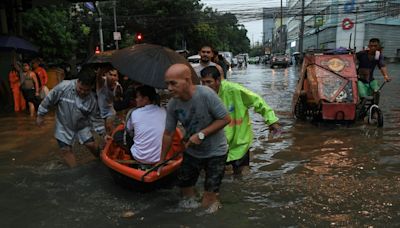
[85,50,116,65]
[0,35,38,53]
[111,43,198,89]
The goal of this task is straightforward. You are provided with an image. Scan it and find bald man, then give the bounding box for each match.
[160,63,231,212]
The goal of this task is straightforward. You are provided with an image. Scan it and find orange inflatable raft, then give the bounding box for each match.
[101,124,185,190]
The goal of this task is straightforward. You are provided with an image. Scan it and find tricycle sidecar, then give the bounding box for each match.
[292,50,359,122]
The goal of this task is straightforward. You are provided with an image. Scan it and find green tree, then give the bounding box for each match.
[100,0,249,54]
[22,5,94,64]
[100,0,203,50]
[187,8,250,54]
[21,1,250,63]
[249,44,265,57]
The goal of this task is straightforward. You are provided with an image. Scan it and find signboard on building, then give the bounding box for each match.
[315,16,324,27]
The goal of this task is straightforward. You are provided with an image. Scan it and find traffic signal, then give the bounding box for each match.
[95,46,100,54]
[135,33,143,43]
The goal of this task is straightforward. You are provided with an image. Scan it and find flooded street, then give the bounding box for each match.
[1,63,399,227]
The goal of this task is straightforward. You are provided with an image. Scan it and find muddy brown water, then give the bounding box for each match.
[0,64,399,227]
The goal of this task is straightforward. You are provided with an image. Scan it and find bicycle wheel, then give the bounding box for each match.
[369,106,384,127]
[294,97,307,120]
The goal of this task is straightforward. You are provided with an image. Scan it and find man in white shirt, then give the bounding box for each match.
[126,85,165,164]
[193,45,216,77]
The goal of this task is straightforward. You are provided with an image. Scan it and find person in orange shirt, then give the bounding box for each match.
[32,58,49,97]
[8,65,26,112]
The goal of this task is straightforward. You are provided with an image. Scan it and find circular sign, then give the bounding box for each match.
[327,58,346,72]
[342,18,354,30]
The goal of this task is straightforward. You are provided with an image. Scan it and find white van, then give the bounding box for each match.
[220,51,233,66]
[187,54,200,68]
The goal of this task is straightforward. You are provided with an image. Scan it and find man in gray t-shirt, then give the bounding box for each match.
[165,85,228,158]
[160,63,231,212]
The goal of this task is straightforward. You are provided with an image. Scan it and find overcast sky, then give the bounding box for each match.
[201,0,283,45]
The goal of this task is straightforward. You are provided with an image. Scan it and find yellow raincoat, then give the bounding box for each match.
[218,80,279,162]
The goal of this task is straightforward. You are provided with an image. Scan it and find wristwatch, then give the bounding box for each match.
[198,132,205,140]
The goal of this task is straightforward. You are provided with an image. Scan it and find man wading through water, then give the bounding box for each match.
[159,63,231,213]
[200,66,281,175]
[36,67,100,168]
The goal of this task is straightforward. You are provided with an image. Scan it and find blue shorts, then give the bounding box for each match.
[178,152,227,193]
[57,137,94,149]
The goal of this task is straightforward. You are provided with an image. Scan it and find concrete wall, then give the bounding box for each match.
[365,23,400,59]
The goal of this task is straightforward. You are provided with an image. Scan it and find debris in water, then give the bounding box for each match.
[121,211,135,218]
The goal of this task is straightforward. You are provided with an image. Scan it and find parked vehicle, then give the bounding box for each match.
[231,57,238,67]
[270,53,290,68]
[236,54,248,68]
[220,51,233,66]
[248,56,261,64]
[187,54,200,64]
[187,54,200,68]
[261,54,271,64]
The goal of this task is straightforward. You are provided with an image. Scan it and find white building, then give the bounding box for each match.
[285,0,400,60]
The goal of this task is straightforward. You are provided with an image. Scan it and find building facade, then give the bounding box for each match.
[263,7,288,54]
[285,0,400,60]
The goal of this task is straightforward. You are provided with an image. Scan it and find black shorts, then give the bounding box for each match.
[22,88,35,103]
[226,150,250,173]
[178,152,227,193]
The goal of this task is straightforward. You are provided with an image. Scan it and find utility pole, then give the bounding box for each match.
[280,0,283,52]
[271,27,274,53]
[113,0,119,50]
[354,6,358,51]
[96,2,104,52]
[299,0,305,57]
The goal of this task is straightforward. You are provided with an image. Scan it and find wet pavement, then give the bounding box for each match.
[0,63,399,227]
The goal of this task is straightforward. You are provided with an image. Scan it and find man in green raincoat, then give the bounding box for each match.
[200,66,281,175]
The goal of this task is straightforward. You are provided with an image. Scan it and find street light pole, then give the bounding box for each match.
[280,0,283,52]
[299,0,305,56]
[113,0,119,50]
[96,2,104,52]
[353,6,358,51]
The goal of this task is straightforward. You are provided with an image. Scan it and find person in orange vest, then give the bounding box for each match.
[8,65,26,112]
[32,58,49,97]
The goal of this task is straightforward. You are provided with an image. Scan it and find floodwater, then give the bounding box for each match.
[1,63,399,227]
